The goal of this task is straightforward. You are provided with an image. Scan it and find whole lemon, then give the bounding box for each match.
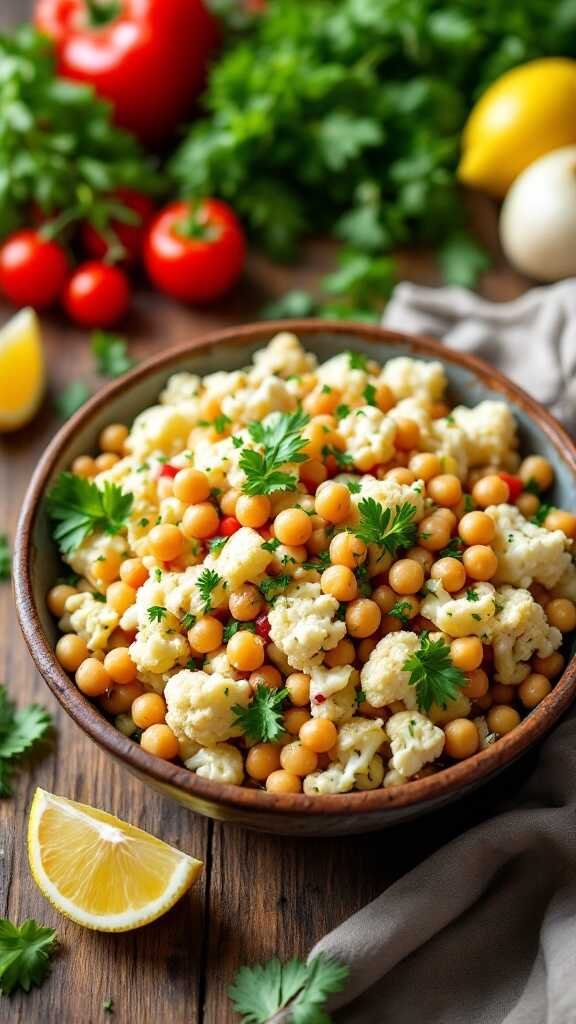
[458,58,576,199]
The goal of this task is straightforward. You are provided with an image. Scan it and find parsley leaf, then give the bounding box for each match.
[259,575,290,603]
[208,536,228,556]
[347,351,368,371]
[439,231,491,288]
[531,503,553,527]
[0,534,10,581]
[223,620,256,644]
[91,331,135,378]
[232,684,288,744]
[335,404,351,421]
[466,588,480,602]
[241,410,310,496]
[389,599,412,626]
[403,632,467,712]
[55,381,90,419]
[346,479,361,494]
[147,605,166,624]
[260,537,280,553]
[362,383,377,406]
[438,537,464,560]
[322,445,354,469]
[0,919,57,995]
[196,568,222,613]
[355,499,417,554]
[229,953,349,1024]
[180,612,196,631]
[0,687,52,797]
[47,473,133,554]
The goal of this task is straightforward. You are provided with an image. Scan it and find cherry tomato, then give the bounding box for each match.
[0,229,69,310]
[159,463,179,478]
[498,472,523,501]
[82,189,155,265]
[255,613,271,641]
[144,199,246,304]
[63,261,131,327]
[220,516,241,536]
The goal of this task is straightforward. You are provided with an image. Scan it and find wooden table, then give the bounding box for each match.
[0,4,536,1021]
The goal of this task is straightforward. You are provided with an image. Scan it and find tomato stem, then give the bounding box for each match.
[84,0,121,28]
[174,203,221,243]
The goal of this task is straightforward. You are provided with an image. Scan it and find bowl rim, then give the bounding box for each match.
[13,318,576,818]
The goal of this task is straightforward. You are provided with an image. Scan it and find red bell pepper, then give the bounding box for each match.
[498,472,523,501]
[35,0,218,145]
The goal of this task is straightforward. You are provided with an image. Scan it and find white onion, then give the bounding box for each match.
[499,145,576,281]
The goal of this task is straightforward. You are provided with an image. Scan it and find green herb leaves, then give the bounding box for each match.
[258,575,291,603]
[232,684,288,744]
[196,568,222,613]
[0,687,51,797]
[0,919,57,995]
[354,499,417,555]
[229,953,349,1024]
[241,410,310,496]
[0,535,10,581]
[91,331,135,378]
[54,382,90,419]
[147,606,167,624]
[403,633,467,713]
[47,473,133,554]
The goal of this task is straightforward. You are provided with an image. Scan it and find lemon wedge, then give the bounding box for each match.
[28,788,203,932]
[0,307,45,432]
[458,58,576,199]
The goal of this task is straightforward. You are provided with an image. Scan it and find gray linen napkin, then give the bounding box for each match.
[306,282,576,1023]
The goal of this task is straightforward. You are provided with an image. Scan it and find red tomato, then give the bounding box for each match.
[0,229,69,310]
[144,199,246,304]
[34,0,218,145]
[220,516,241,536]
[159,463,179,478]
[82,189,155,264]
[255,613,270,641]
[498,472,523,501]
[63,261,131,327]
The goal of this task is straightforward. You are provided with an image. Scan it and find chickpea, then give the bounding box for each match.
[518,673,551,709]
[229,584,263,622]
[220,488,241,517]
[120,558,148,590]
[94,453,119,473]
[299,718,338,753]
[491,683,517,705]
[406,546,434,574]
[99,681,144,715]
[274,507,312,547]
[386,467,416,485]
[301,419,331,460]
[462,545,498,581]
[181,502,219,540]
[314,481,351,524]
[236,494,271,529]
[227,631,265,671]
[486,705,521,735]
[394,418,420,450]
[304,385,341,417]
[131,692,167,729]
[519,455,554,492]
[431,557,466,593]
[106,581,136,616]
[246,743,282,781]
[55,634,89,673]
[188,616,224,654]
[140,723,179,760]
[72,454,96,478]
[47,584,77,618]
[530,583,551,608]
[458,511,495,546]
[148,524,185,562]
[357,637,378,662]
[451,637,483,673]
[286,672,310,706]
[99,423,128,454]
[283,708,311,734]
[320,564,358,602]
[107,627,135,650]
[474,692,493,712]
[546,598,576,632]
[173,468,211,505]
[462,667,489,699]
[345,598,381,638]
[444,719,479,759]
[329,531,367,568]
[544,509,576,539]
[300,459,328,490]
[103,647,137,685]
[516,493,540,518]
[372,584,396,614]
[532,652,565,679]
[472,474,510,508]
[418,515,451,552]
[428,474,462,508]
[76,658,111,697]
[308,527,331,556]
[280,741,318,776]
[324,638,356,668]
[92,551,122,584]
[249,664,282,690]
[409,452,442,481]
[266,770,302,794]
[381,614,403,634]
[388,558,424,595]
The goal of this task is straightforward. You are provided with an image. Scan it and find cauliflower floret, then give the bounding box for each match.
[389,396,468,478]
[161,565,228,619]
[128,576,190,674]
[386,710,445,779]
[165,670,251,746]
[487,504,571,590]
[192,435,238,491]
[64,530,128,587]
[303,718,386,794]
[491,585,562,684]
[203,647,240,679]
[203,527,273,591]
[451,400,518,469]
[250,332,317,381]
[160,372,202,407]
[126,405,199,459]
[338,407,397,472]
[380,357,446,401]
[222,376,296,426]
[61,593,119,651]
[473,715,497,750]
[202,369,248,404]
[309,665,356,723]
[317,352,378,406]
[268,581,346,671]
[350,474,426,525]
[421,580,497,638]
[355,755,385,790]
[184,743,244,785]
[360,631,419,709]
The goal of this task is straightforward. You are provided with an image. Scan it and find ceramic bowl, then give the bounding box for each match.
[13,321,576,836]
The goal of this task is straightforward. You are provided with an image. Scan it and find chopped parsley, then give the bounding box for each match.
[260,537,280,553]
[196,568,222,613]
[181,612,196,631]
[47,473,133,554]
[347,351,368,370]
[231,435,244,449]
[91,330,134,378]
[388,599,412,626]
[322,444,354,468]
[403,632,467,712]
[0,534,10,581]
[463,494,474,513]
[335,403,351,421]
[231,684,288,743]
[147,605,167,623]
[438,537,464,560]
[466,588,480,602]
[223,620,256,644]
[213,413,232,435]
[362,383,377,406]
[208,536,228,556]
[259,574,291,603]
[531,503,553,527]
[240,409,310,496]
[354,498,417,554]
[346,479,361,494]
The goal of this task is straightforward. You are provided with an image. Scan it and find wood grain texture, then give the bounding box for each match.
[0,1,536,1020]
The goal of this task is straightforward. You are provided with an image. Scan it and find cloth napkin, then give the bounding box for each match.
[306,281,576,1023]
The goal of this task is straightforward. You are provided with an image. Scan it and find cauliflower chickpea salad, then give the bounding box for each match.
[45,333,576,796]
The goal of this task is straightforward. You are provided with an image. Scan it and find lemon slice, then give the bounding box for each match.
[0,307,45,432]
[28,788,203,932]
